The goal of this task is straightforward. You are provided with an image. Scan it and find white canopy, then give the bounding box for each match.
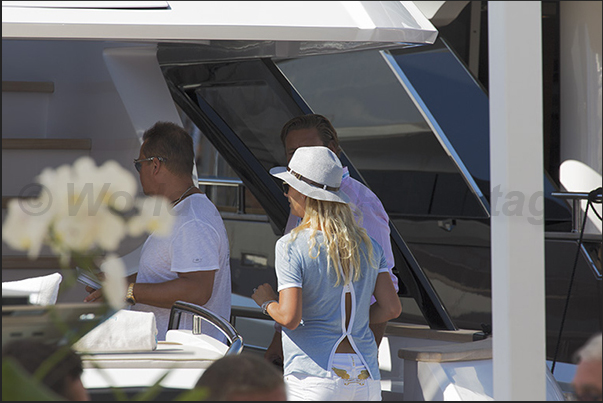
[2,1,437,47]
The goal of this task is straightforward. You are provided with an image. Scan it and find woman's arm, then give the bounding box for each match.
[370,272,402,324]
[252,284,302,330]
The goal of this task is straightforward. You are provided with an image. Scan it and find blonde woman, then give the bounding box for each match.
[252,146,401,401]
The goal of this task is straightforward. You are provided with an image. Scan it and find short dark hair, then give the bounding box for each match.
[141,121,194,177]
[280,114,341,155]
[195,353,285,400]
[2,339,83,399]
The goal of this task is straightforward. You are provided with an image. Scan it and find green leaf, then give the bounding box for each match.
[171,387,209,401]
[2,358,61,401]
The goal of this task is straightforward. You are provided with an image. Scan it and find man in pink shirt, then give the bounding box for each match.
[264,114,399,367]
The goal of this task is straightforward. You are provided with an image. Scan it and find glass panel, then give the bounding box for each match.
[164,56,456,329]
[387,41,570,225]
[180,107,266,216]
[191,60,302,172]
[276,47,488,219]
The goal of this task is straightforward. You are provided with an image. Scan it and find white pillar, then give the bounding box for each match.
[488,2,546,401]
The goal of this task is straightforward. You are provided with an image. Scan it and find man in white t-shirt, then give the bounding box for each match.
[85,121,231,341]
[263,114,399,367]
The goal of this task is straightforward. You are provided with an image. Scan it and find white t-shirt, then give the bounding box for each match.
[132,193,231,342]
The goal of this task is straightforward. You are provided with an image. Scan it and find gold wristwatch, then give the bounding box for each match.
[126,283,136,305]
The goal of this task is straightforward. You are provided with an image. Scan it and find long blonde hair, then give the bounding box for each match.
[290,197,376,286]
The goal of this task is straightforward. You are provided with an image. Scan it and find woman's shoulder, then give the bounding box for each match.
[364,234,384,254]
[279,228,314,244]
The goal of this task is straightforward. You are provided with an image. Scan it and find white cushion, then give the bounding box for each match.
[2,272,62,305]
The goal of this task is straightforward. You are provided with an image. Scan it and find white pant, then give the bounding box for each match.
[285,353,382,401]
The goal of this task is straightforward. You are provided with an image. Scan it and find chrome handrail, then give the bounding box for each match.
[550,191,592,200]
[168,300,244,356]
[198,177,244,187]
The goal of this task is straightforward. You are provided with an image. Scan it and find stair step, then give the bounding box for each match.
[398,338,492,363]
[385,322,479,343]
[2,143,92,196]
[2,138,91,150]
[2,81,55,93]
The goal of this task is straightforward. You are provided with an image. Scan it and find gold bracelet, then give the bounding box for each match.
[126,283,136,305]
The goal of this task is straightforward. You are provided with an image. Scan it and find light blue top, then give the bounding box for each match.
[275,228,389,379]
[285,167,398,298]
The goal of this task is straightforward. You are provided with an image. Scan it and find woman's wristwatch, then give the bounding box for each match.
[261,299,277,316]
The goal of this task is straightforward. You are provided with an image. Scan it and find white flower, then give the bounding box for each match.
[90,159,138,212]
[52,215,97,254]
[37,164,73,219]
[100,254,127,311]
[3,156,173,273]
[96,208,128,251]
[128,196,175,238]
[1,198,52,259]
[35,157,138,255]
[50,207,127,254]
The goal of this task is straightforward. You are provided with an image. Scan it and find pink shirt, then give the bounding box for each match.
[284,167,399,301]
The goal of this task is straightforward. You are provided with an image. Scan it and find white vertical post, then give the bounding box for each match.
[488,2,546,401]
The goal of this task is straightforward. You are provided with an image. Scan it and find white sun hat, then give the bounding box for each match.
[270,146,350,204]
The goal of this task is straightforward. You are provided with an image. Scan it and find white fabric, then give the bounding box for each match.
[80,341,221,370]
[285,353,382,401]
[2,272,62,305]
[132,193,231,342]
[73,309,157,352]
[270,146,350,204]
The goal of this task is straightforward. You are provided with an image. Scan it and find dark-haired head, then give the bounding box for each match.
[141,121,194,177]
[195,353,287,401]
[280,114,341,156]
[2,339,89,401]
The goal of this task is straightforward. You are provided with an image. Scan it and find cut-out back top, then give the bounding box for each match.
[275,229,388,379]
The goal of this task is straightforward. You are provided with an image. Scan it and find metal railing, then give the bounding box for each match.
[551,191,600,233]
[168,300,244,356]
[198,177,246,214]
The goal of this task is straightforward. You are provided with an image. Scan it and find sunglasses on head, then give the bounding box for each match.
[133,156,167,173]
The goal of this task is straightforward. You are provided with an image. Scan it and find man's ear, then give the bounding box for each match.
[152,161,161,175]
